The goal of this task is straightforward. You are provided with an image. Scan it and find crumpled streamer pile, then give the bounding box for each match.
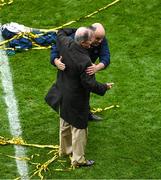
[0,136,72,179]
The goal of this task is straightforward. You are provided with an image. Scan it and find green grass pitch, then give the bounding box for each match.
[0,0,161,179]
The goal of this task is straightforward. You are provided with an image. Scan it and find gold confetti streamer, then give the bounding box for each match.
[91,104,120,113]
[0,0,13,8]
[0,0,121,50]
[0,136,72,179]
[40,0,121,32]
[0,136,59,149]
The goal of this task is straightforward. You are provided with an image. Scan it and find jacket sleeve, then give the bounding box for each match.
[57,28,76,46]
[79,60,108,96]
[99,37,110,68]
[51,28,77,66]
[50,44,59,66]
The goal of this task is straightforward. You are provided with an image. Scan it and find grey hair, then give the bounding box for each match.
[74,27,93,44]
[88,25,96,31]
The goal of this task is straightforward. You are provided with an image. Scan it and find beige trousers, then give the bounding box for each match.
[59,117,88,164]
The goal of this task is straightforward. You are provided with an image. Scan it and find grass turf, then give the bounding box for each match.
[0,0,161,178]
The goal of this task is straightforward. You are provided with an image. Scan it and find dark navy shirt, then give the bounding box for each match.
[50,33,110,68]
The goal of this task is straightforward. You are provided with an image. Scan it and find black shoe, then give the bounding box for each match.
[72,160,95,167]
[88,113,102,121]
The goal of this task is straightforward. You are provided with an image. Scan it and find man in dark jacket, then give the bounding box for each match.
[50,27,113,167]
[50,23,110,121]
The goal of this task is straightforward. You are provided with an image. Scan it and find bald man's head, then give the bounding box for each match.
[75,27,95,49]
[91,23,105,46]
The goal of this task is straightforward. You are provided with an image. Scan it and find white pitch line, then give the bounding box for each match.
[0,28,29,179]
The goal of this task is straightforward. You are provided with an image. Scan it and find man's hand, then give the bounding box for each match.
[86,64,98,75]
[54,56,66,71]
[86,62,105,75]
[106,82,114,89]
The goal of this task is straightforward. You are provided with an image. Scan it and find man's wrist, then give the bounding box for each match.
[95,65,99,72]
[54,58,59,66]
[95,63,104,72]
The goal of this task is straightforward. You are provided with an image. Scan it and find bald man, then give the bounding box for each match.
[46,27,113,167]
[86,23,107,75]
[50,23,110,121]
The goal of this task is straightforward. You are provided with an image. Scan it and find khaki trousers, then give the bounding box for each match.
[59,118,87,164]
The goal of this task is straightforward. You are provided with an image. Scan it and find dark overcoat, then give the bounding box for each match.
[46,29,108,129]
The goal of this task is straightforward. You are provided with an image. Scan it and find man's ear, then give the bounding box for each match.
[80,41,83,45]
[80,41,85,46]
